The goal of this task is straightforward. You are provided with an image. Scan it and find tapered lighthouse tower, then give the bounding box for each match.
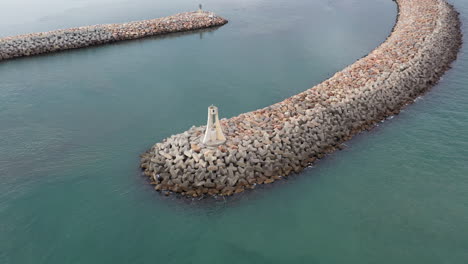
[202,105,226,146]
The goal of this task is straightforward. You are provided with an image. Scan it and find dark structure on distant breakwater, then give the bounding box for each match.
[141,0,462,197]
[0,11,227,61]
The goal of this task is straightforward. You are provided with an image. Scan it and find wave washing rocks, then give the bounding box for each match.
[0,11,227,61]
[141,0,462,197]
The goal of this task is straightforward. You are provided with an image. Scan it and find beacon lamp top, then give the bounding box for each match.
[202,105,226,146]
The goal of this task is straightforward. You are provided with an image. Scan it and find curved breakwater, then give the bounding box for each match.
[141,0,463,197]
[141,0,462,197]
[142,0,462,197]
[0,11,227,61]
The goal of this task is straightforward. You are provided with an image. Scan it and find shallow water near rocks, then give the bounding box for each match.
[1,0,467,263]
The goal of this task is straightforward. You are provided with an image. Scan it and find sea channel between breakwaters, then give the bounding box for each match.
[0,11,228,61]
[141,0,463,198]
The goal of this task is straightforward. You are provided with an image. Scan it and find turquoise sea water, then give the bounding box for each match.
[1,0,467,263]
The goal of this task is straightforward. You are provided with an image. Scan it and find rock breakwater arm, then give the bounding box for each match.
[141,0,462,197]
[0,11,228,61]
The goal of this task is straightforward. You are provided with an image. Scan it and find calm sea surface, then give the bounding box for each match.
[1,0,467,263]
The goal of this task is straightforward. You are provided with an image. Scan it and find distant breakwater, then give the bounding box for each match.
[141,0,462,197]
[0,11,227,61]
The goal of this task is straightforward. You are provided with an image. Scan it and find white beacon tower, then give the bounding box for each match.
[202,105,226,146]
